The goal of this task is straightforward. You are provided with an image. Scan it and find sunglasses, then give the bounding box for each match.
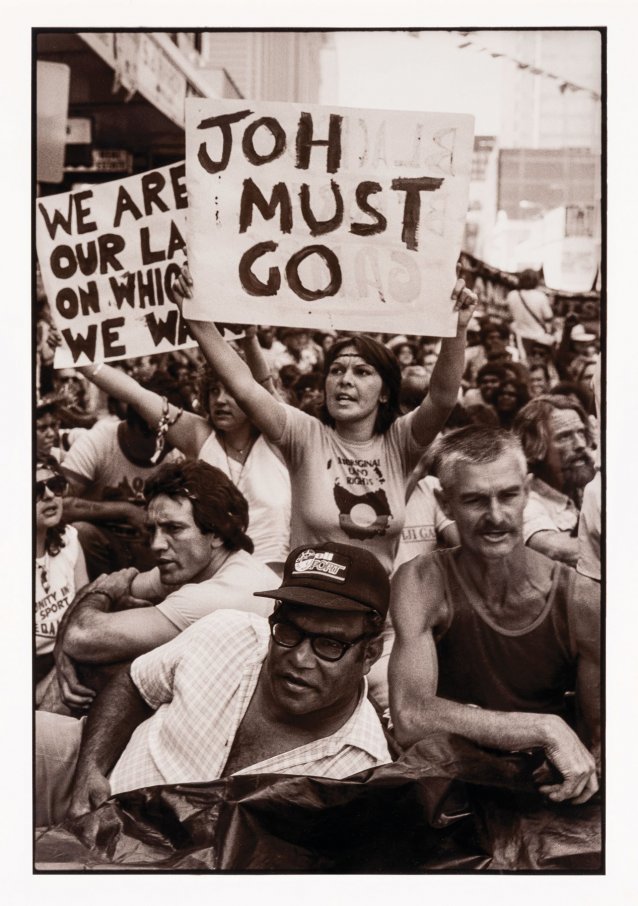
[268,613,372,662]
[36,474,68,502]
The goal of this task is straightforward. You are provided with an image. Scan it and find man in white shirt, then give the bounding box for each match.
[48,459,279,712]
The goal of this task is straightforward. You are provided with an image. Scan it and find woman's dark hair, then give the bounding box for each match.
[144,459,253,554]
[321,334,402,435]
[197,365,222,421]
[36,455,68,556]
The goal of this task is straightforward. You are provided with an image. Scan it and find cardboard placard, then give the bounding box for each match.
[185,99,474,336]
[36,162,194,366]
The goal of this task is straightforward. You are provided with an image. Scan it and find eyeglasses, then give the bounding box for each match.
[36,475,68,502]
[268,613,372,662]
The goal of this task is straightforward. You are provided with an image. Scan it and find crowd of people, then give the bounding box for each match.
[34,264,602,844]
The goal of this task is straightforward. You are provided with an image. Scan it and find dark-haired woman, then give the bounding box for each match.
[35,457,88,695]
[174,271,476,575]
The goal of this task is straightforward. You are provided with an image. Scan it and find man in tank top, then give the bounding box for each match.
[389,426,600,806]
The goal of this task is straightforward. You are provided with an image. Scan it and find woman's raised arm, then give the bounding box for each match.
[77,362,210,460]
[173,269,287,442]
[411,278,477,447]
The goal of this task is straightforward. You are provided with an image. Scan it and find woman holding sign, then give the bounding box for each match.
[77,337,291,575]
[173,270,477,575]
[173,270,475,708]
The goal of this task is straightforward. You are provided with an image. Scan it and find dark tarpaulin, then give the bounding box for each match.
[34,734,602,872]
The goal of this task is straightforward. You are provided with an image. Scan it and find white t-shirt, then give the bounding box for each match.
[35,525,82,655]
[393,476,453,571]
[62,418,181,504]
[198,433,291,566]
[154,549,279,632]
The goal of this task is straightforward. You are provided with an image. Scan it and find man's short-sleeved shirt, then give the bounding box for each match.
[150,549,279,631]
[108,610,391,795]
[523,475,579,543]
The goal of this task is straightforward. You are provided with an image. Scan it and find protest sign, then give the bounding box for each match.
[185,99,474,336]
[36,162,194,366]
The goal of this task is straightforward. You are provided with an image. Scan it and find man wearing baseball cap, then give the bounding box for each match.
[36,542,391,826]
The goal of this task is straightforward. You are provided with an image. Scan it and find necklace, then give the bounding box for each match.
[221,435,255,486]
[36,555,51,595]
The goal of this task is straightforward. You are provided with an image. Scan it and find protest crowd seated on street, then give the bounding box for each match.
[32,87,602,869]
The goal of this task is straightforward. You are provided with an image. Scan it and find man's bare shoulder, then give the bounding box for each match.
[391,549,453,630]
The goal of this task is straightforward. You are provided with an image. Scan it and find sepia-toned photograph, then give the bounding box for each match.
[31,23,606,877]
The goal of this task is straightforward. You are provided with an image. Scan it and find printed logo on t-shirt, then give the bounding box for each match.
[333,484,391,540]
[293,548,348,582]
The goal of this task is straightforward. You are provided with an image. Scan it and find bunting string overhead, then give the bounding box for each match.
[408,31,601,101]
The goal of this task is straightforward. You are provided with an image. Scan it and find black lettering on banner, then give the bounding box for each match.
[113,186,144,227]
[140,227,166,265]
[238,241,281,296]
[38,191,97,240]
[102,317,126,358]
[50,234,125,280]
[110,273,136,310]
[239,180,293,234]
[140,172,169,216]
[166,221,187,259]
[296,112,342,174]
[285,245,342,301]
[197,109,253,174]
[74,191,97,234]
[61,324,97,361]
[391,177,444,251]
[169,163,188,209]
[146,310,180,346]
[145,308,193,347]
[299,180,344,236]
[241,117,286,166]
[350,181,387,236]
[55,282,100,319]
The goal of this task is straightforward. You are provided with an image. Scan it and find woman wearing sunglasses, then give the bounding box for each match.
[35,456,88,700]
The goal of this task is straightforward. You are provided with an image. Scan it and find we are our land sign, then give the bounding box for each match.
[36,162,194,366]
[184,99,474,336]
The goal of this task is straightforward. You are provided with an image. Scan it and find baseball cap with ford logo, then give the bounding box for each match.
[254,542,389,619]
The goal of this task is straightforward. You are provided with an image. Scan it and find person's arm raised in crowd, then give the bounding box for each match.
[526,530,579,567]
[388,555,598,804]
[76,362,210,460]
[66,665,154,819]
[173,270,292,443]
[53,567,177,710]
[410,279,477,447]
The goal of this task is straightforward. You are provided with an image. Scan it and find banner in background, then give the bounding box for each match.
[36,162,193,366]
[184,99,474,336]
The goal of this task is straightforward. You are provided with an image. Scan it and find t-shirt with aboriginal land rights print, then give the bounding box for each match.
[275,405,429,575]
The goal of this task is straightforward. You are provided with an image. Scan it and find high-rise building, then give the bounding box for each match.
[494,29,602,152]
